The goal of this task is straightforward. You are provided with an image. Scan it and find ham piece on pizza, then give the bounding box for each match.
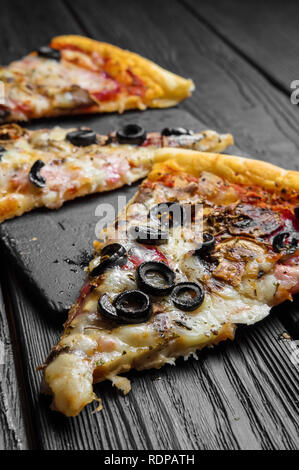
[0,35,194,123]
[41,148,299,416]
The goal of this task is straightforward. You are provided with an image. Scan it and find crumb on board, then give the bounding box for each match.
[280,332,292,340]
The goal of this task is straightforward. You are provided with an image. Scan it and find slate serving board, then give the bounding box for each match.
[0,108,238,319]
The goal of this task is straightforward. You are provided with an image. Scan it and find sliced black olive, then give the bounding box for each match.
[37,46,61,61]
[0,145,6,161]
[295,207,299,219]
[29,160,46,188]
[114,290,152,323]
[148,202,186,228]
[170,282,204,311]
[116,124,147,145]
[161,127,193,136]
[129,226,168,245]
[194,232,215,257]
[272,231,298,254]
[98,294,119,322]
[89,256,113,277]
[66,129,97,147]
[101,243,126,258]
[98,290,151,324]
[89,243,127,277]
[137,261,175,296]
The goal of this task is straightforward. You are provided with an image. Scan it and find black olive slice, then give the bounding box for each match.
[89,256,113,277]
[148,202,186,228]
[116,124,147,145]
[171,282,204,311]
[29,160,46,188]
[90,243,127,277]
[98,294,119,322]
[161,127,193,136]
[101,243,126,258]
[272,231,298,254]
[37,46,61,61]
[0,145,6,160]
[295,207,299,219]
[66,129,97,147]
[114,290,152,323]
[129,226,168,245]
[137,261,176,296]
[194,232,215,257]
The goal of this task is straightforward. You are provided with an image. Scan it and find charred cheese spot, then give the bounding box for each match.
[228,204,283,237]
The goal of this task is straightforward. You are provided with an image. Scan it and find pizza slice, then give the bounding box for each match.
[0,35,194,123]
[0,123,233,222]
[41,148,299,417]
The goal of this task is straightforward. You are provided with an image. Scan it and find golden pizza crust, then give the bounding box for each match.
[151,148,299,193]
[51,35,194,111]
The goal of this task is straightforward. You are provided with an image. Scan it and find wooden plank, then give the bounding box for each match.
[0,257,30,449]
[183,0,299,93]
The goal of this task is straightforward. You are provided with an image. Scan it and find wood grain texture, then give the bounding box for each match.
[183,0,299,93]
[0,0,299,450]
[0,257,30,450]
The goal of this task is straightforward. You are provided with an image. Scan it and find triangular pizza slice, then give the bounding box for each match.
[42,148,299,416]
[0,35,194,123]
[0,123,233,222]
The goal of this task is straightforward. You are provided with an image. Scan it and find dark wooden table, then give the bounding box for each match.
[1,0,299,450]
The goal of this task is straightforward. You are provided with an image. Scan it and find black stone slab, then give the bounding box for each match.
[0,108,229,319]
